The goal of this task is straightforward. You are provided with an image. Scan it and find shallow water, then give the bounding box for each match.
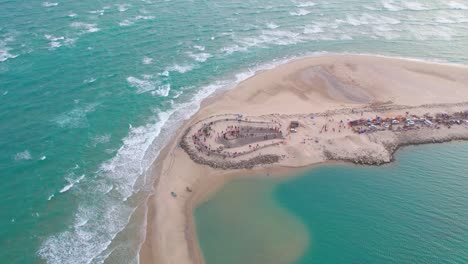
[196,142,468,263]
[195,177,308,264]
[1,0,468,263]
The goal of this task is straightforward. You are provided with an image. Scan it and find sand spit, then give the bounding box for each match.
[139,54,468,264]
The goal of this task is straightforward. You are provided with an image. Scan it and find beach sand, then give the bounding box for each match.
[139,54,468,264]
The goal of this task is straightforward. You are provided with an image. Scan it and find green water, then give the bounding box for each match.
[195,142,468,263]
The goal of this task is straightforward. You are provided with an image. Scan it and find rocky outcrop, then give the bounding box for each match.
[324,130,468,166]
[180,129,280,169]
[323,149,389,166]
[384,133,468,162]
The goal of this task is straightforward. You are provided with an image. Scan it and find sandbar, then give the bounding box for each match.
[138,54,468,264]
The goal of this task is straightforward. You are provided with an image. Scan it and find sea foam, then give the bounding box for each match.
[44,35,75,50]
[193,45,205,51]
[220,28,304,55]
[54,103,97,128]
[71,22,100,33]
[83,77,96,83]
[220,45,248,55]
[266,22,279,29]
[381,0,403,11]
[37,56,303,264]
[91,134,111,147]
[0,47,17,62]
[289,9,311,16]
[0,37,18,62]
[304,24,323,34]
[412,25,454,41]
[59,175,85,194]
[42,2,58,7]
[151,84,171,97]
[166,64,194,73]
[46,37,63,49]
[173,91,183,99]
[261,29,303,45]
[345,13,401,26]
[39,108,179,264]
[88,10,105,16]
[119,15,155,27]
[116,4,131,12]
[187,51,212,62]
[142,57,153,65]
[296,1,316,7]
[381,1,427,11]
[119,19,133,26]
[435,16,455,24]
[447,1,468,10]
[127,76,156,94]
[403,1,427,11]
[372,25,400,40]
[14,150,32,161]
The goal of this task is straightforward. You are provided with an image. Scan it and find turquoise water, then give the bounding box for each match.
[1,0,468,263]
[196,142,468,264]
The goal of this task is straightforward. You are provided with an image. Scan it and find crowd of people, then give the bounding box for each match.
[190,120,284,159]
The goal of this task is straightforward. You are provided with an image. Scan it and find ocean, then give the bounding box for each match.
[0,0,467,263]
[196,142,468,264]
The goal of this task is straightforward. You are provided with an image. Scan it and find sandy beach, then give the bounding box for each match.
[139,54,468,264]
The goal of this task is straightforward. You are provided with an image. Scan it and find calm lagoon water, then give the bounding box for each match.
[196,142,468,264]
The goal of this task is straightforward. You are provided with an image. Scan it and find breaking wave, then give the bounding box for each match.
[296,1,316,8]
[166,64,194,73]
[289,9,311,16]
[37,54,305,264]
[187,51,212,62]
[59,175,85,194]
[71,22,100,33]
[127,76,156,94]
[151,84,171,97]
[0,36,18,62]
[44,34,75,50]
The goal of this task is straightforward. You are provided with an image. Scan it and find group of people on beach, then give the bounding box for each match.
[189,118,285,159]
[320,119,347,134]
[216,125,282,141]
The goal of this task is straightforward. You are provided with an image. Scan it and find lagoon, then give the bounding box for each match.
[196,142,468,263]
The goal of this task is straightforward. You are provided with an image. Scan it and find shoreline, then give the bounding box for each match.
[138,54,468,264]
